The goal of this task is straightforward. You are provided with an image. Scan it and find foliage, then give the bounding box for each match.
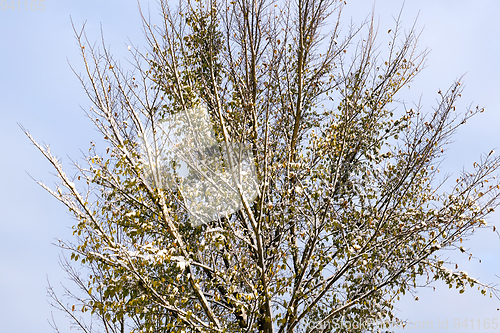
[26,0,500,332]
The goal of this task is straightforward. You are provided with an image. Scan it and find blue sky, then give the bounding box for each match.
[1,1,499,332]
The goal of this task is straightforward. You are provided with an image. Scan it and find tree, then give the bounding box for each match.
[26,0,500,332]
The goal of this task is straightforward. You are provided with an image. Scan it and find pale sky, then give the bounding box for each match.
[1,1,499,332]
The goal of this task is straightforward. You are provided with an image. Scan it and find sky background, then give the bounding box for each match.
[1,1,500,332]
